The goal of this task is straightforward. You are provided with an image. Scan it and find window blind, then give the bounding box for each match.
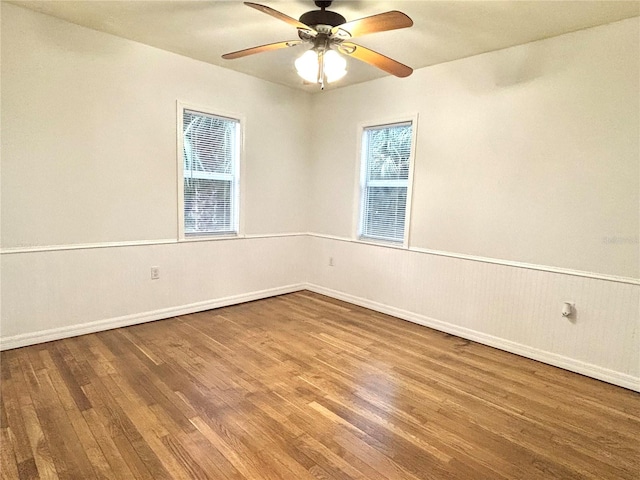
[360,121,413,243]
[182,109,239,235]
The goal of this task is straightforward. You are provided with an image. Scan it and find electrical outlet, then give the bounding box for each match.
[151,266,160,280]
[329,257,334,267]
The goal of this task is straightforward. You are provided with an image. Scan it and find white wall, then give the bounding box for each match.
[1,3,311,247]
[309,18,639,279]
[0,4,310,345]
[1,236,308,344]
[1,5,638,390]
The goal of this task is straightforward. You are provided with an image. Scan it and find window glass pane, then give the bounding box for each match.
[365,123,412,181]
[183,110,236,176]
[360,121,413,243]
[182,109,239,235]
[362,186,407,242]
[184,179,233,234]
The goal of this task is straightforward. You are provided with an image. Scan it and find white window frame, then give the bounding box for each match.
[176,101,244,240]
[354,114,418,248]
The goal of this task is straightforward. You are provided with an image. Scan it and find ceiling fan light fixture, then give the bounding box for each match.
[224,2,414,85]
[295,48,347,85]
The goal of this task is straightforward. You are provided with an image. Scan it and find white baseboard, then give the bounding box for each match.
[304,283,640,393]
[0,284,305,351]
[3,282,637,392]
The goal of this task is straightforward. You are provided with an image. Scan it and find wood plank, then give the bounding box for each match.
[13,355,60,480]
[3,352,38,475]
[1,427,21,480]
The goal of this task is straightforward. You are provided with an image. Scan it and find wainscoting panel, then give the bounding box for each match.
[0,235,308,350]
[2,233,638,390]
[307,235,640,391]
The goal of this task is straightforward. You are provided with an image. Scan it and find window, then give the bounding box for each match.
[180,107,240,237]
[358,120,415,244]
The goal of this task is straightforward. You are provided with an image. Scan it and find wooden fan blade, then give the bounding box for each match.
[222,40,301,60]
[244,2,315,32]
[332,11,413,38]
[341,42,413,78]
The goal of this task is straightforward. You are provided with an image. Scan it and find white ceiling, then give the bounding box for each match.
[8,0,640,92]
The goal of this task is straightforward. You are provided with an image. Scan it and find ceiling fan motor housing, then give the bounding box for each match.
[299,9,346,28]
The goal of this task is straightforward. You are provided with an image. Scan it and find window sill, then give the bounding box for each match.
[180,233,239,243]
[356,236,406,249]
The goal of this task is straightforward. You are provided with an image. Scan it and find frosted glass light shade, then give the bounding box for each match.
[295,50,320,83]
[323,50,347,83]
[295,49,347,84]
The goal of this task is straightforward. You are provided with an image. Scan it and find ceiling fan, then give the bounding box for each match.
[222,1,413,89]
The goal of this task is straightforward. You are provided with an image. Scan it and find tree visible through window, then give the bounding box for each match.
[182,109,240,235]
[359,121,413,243]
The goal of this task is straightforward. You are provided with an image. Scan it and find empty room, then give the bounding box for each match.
[1,0,639,479]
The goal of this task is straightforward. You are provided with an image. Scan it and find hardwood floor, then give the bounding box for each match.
[1,291,638,479]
